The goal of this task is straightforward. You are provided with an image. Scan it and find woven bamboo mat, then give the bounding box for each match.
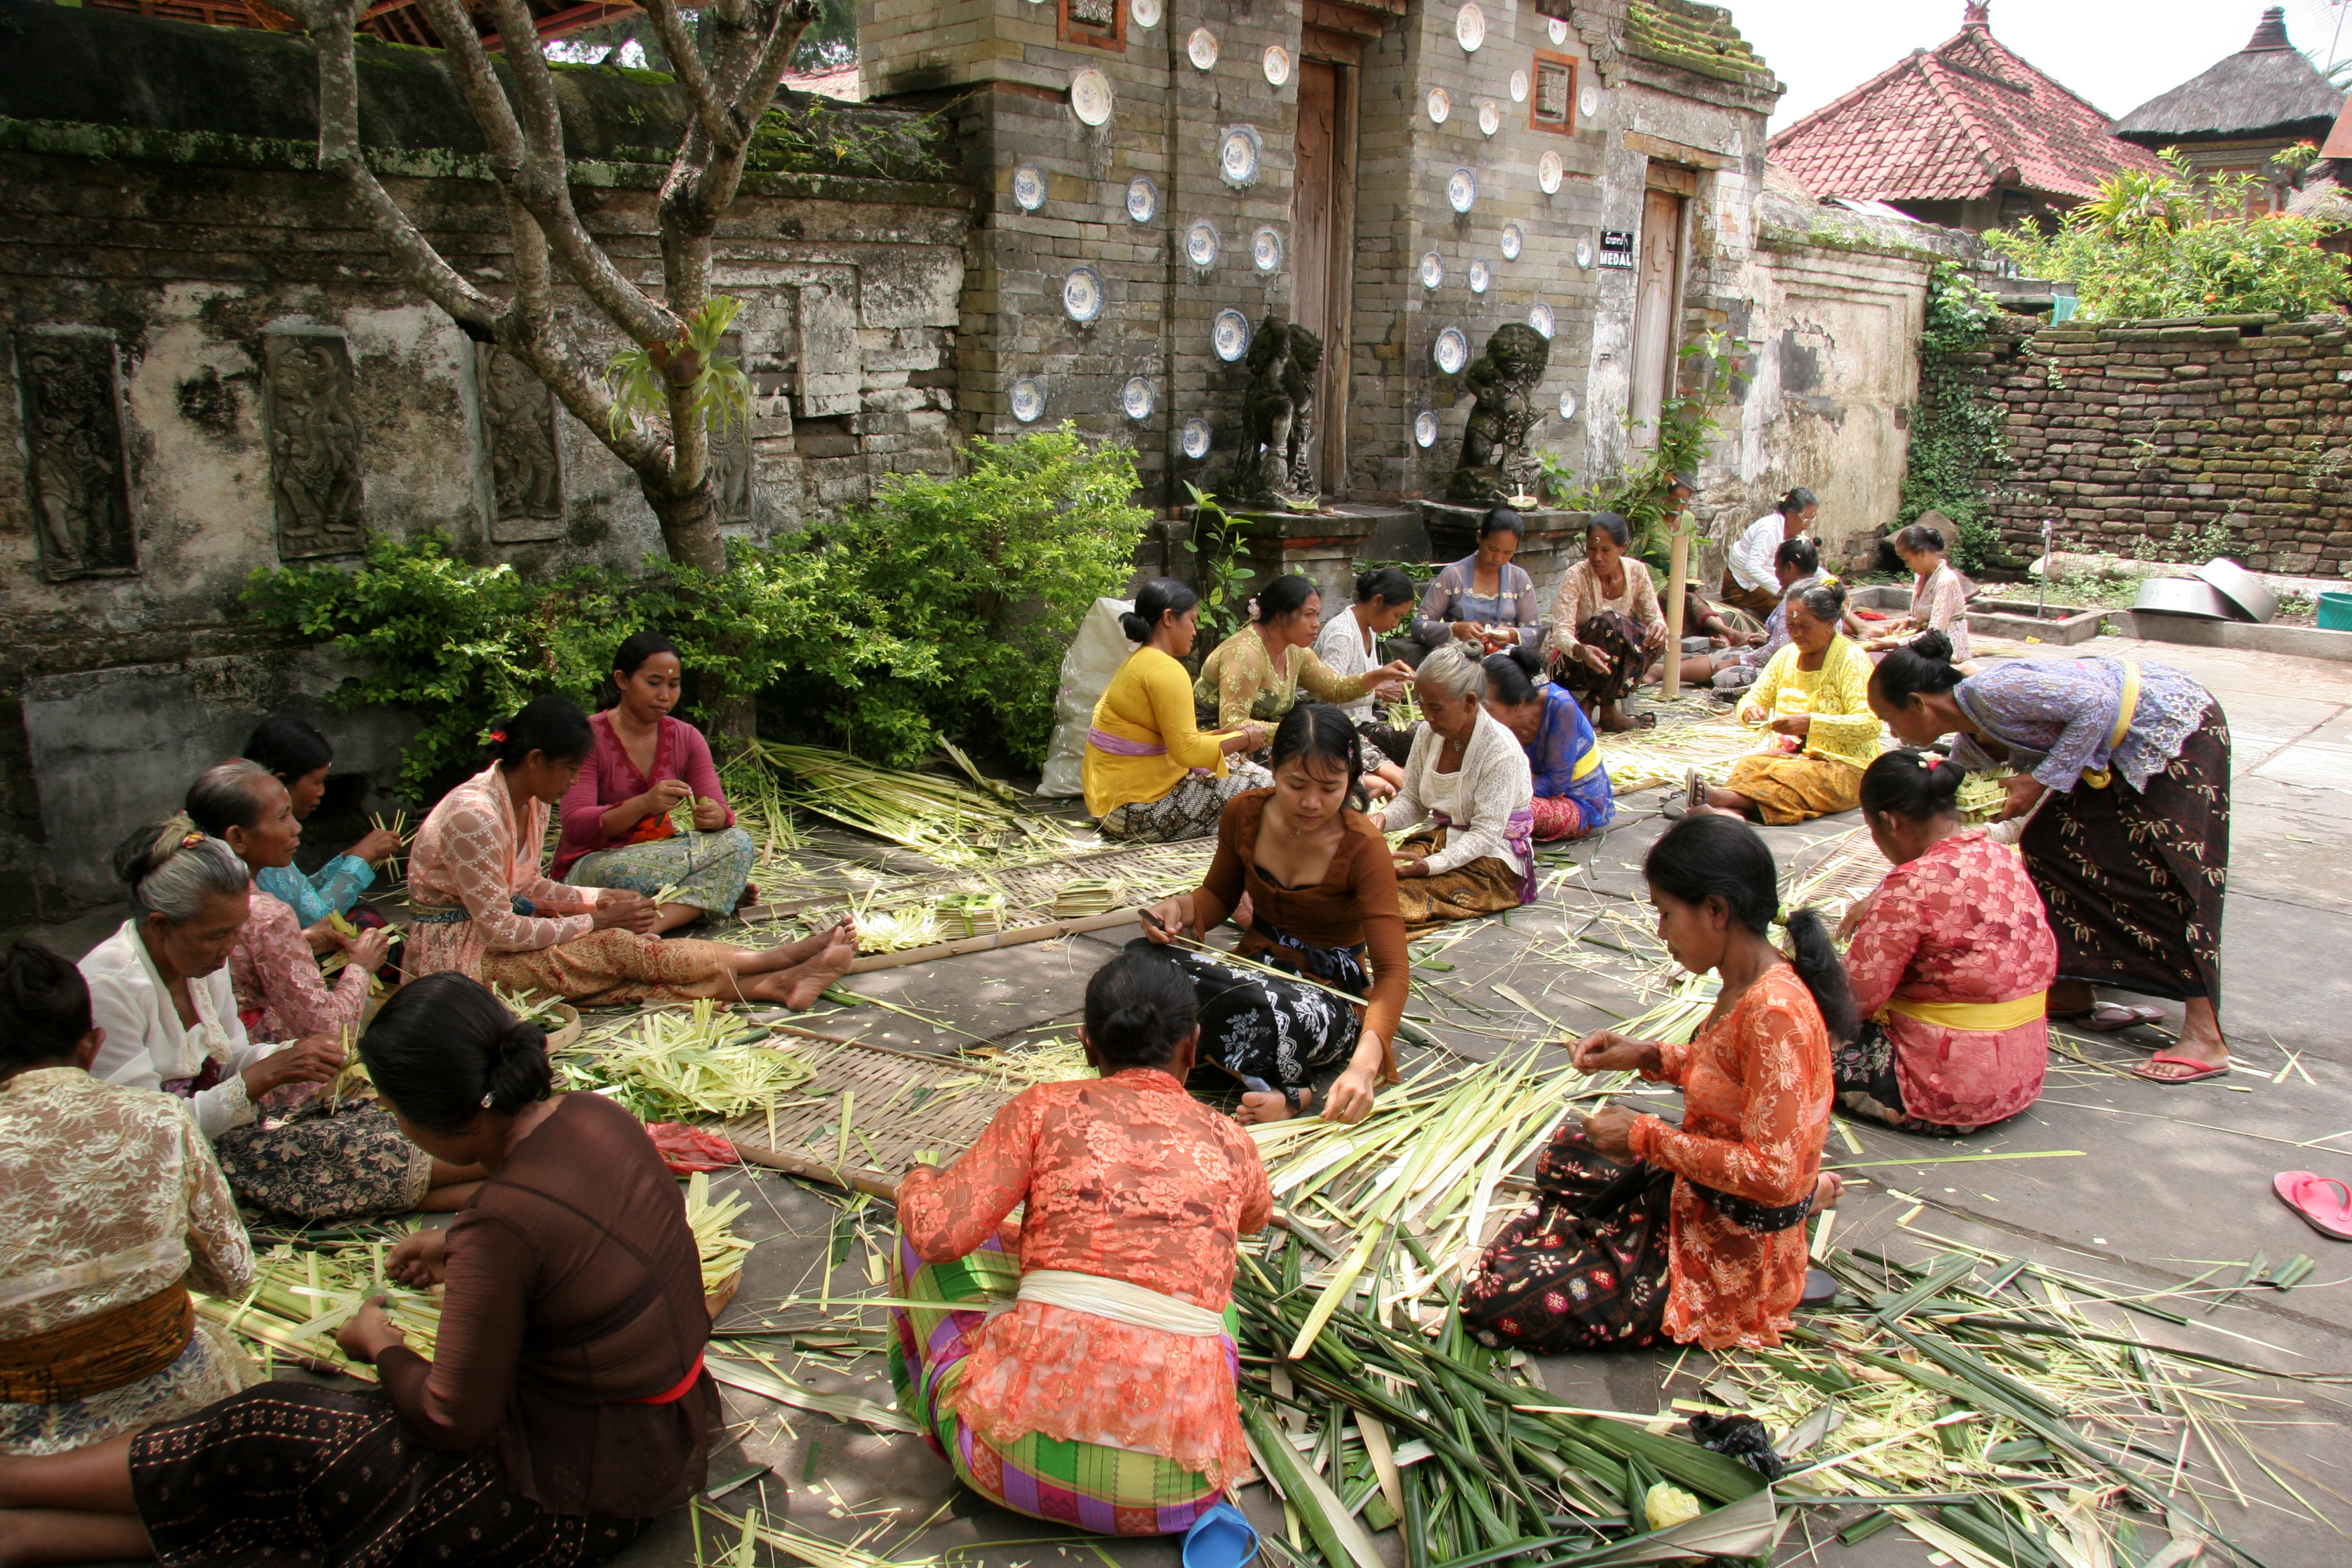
[718,1037,1019,1197]
[743,838,1217,928]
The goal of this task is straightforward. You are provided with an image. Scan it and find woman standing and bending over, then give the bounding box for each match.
[1836,750,2056,1134]
[1414,507,1541,653]
[406,695,855,1008]
[1314,566,1424,763]
[554,632,761,934]
[1141,706,1407,1125]
[1686,584,1878,825]
[890,948,1271,1535]
[1481,646,1614,842]
[1085,579,1269,843]
[1195,575,1412,789]
[240,714,403,950]
[1381,644,1538,926]
[1871,634,2231,1082]
[0,971,718,1567]
[1461,814,1845,1353]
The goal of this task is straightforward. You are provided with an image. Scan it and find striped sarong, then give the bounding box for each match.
[887,1234,1228,1536]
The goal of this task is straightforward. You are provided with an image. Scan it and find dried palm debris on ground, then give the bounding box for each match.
[559,1000,818,1122]
[734,740,1080,871]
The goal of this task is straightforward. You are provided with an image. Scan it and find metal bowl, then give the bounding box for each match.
[2132,577,2236,621]
[2194,558,2276,623]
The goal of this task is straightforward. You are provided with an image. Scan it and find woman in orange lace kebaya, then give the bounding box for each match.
[889,948,1271,1534]
[1463,814,1846,1353]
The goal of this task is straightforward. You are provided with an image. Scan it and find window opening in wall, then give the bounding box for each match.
[1060,0,1125,51]
[1530,52,1576,135]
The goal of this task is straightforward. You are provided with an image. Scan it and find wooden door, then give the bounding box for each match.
[1292,56,1355,492]
[1627,188,1685,449]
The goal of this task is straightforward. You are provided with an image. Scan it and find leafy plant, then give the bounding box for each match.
[604,295,751,441]
[1581,331,1736,561]
[1895,262,2014,573]
[1180,483,1256,645]
[1532,450,1581,508]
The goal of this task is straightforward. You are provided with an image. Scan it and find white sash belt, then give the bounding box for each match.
[985,1268,1228,1338]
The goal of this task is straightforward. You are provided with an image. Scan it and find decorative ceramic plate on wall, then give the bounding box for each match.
[1415,411,1438,447]
[1253,226,1283,272]
[1500,222,1523,260]
[1122,377,1155,420]
[1455,3,1485,51]
[1478,100,1500,136]
[1185,222,1220,268]
[1419,250,1444,289]
[1010,378,1044,423]
[1538,150,1564,194]
[1126,177,1158,223]
[1071,68,1114,126]
[1219,126,1263,187]
[1180,418,1211,458]
[1263,45,1290,86]
[1130,0,1161,27]
[1558,388,1577,420]
[1213,309,1252,362]
[1527,303,1554,339]
[1012,164,1046,210]
[1580,84,1600,119]
[1188,27,1218,70]
[1063,266,1105,322]
[1447,167,1477,213]
[1574,237,1594,267]
[1433,328,1469,375]
[1548,16,1568,45]
[1426,87,1451,124]
[1510,68,1528,103]
[1469,258,1491,293]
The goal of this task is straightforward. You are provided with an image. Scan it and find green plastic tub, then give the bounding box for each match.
[2321,592,2352,632]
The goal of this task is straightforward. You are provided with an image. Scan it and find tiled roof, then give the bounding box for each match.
[1623,0,1778,93]
[1767,3,2166,204]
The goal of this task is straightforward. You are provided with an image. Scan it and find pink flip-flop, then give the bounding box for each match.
[2274,1172,2352,1241]
[2133,1052,2228,1085]
[2057,1002,2166,1032]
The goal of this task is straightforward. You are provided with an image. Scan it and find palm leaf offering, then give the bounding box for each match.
[685,1171,756,1294]
[196,1240,441,1381]
[562,1001,818,1122]
[487,981,571,1032]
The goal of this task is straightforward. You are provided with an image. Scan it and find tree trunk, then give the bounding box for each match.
[646,479,728,575]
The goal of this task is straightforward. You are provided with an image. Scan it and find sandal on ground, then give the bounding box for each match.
[1183,1500,1261,1568]
[1660,797,1691,821]
[2055,1002,2165,1032]
[1798,1269,1839,1308]
[2133,1052,2228,1085]
[2273,1171,2352,1241]
[1632,710,1658,730]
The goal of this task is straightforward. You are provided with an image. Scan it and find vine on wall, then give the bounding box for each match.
[1896,264,2016,572]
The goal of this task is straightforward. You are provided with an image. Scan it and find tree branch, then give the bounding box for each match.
[688,0,820,230]
[496,193,670,477]
[638,0,742,154]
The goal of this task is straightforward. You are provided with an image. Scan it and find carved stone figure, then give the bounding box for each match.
[15,330,136,579]
[1447,323,1549,504]
[1232,314,1322,508]
[477,345,562,536]
[709,331,754,526]
[264,334,364,558]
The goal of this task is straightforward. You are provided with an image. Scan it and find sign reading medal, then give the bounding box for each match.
[1598,230,1636,270]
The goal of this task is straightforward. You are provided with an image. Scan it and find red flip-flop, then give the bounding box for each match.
[2133,1052,2228,1085]
[2274,1172,2352,1241]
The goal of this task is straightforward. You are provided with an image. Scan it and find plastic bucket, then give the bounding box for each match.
[2321,592,2352,632]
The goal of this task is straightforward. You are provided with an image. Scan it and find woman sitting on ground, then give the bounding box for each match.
[1863,523,1972,665]
[1383,644,1538,924]
[187,760,389,1044]
[79,822,479,1222]
[0,942,255,1458]
[1543,513,1734,733]
[1684,583,1879,825]
[241,714,403,951]
[1722,487,1818,617]
[405,695,855,1009]
[1707,538,1825,695]
[1412,507,1542,653]
[1196,575,1413,791]
[1480,646,1614,843]
[1871,634,2232,1081]
[554,632,761,934]
[1835,750,2057,1135]
[1315,565,1424,764]
[1085,578,1269,842]
[0,972,717,1567]
[1141,705,1407,1125]
[890,946,1271,1536]
[1461,814,1845,1353]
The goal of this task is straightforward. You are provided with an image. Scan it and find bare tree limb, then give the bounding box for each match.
[497,192,670,475]
[638,0,742,154]
[684,0,820,237]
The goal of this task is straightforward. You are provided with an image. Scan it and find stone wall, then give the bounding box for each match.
[1936,313,2352,575]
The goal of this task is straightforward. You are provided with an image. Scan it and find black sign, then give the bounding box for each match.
[1598,230,1635,269]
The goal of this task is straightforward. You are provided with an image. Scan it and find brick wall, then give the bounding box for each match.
[1941,313,2352,575]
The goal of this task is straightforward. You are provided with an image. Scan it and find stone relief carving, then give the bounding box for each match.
[14,330,137,579]
[263,333,364,558]
[710,331,754,526]
[476,344,563,541]
[1447,323,1549,504]
[1232,315,1322,509]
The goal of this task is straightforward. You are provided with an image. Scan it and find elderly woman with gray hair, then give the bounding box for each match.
[1380,643,1538,926]
[77,818,481,1222]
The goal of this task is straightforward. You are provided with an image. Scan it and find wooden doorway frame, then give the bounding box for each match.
[1300,28,1360,495]
[1627,161,1695,451]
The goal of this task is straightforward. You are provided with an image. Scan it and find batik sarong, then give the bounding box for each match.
[1391,828,1528,928]
[1723,752,1863,825]
[564,825,756,919]
[211,1099,433,1223]
[1098,762,1272,843]
[1158,940,1359,1099]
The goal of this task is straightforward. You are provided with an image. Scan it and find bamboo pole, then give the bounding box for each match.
[1663,526,1689,700]
[841,908,1143,974]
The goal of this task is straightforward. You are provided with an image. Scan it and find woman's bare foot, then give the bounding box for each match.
[1238,1087,1313,1125]
[738,916,854,976]
[1597,702,1639,734]
[765,923,860,1012]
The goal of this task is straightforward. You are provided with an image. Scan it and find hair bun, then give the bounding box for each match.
[1911,630,1954,663]
[1117,609,1152,643]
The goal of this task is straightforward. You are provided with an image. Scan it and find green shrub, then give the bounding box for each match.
[1896,263,2012,573]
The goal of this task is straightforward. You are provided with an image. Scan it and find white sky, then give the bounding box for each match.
[1738,0,2352,134]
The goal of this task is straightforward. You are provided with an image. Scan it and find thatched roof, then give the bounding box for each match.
[2111,7,2341,143]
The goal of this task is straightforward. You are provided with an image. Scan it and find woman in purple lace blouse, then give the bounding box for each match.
[1869,633,2231,1083]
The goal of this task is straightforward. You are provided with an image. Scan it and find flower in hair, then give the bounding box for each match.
[181,832,204,848]
[489,729,508,744]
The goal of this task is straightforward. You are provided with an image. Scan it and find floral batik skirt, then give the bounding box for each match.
[888,1235,1227,1536]
[211,1098,433,1223]
[1460,1123,1674,1352]
[564,826,757,919]
[481,928,738,1007]
[1392,830,1527,929]
[1098,762,1273,844]
[1723,752,1863,826]
[1832,1022,1972,1138]
[2022,705,2229,1003]
[1552,614,1649,707]
[130,1384,645,1568]
[1155,939,1360,1101]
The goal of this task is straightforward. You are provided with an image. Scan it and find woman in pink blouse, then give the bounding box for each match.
[1834,749,2057,1134]
[406,696,855,1008]
[555,632,758,934]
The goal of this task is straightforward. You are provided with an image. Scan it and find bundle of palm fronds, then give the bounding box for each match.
[196,1240,441,1381]
[734,740,1076,870]
[563,1001,816,1121]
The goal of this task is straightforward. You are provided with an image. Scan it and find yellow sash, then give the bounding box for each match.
[2079,660,2140,790]
[1571,745,1602,781]
[1879,991,2049,1032]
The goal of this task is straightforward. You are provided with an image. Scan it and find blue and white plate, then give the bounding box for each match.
[1010,377,1044,423]
[1185,222,1220,268]
[1558,388,1578,420]
[1213,309,1252,362]
[1126,177,1158,223]
[1253,226,1283,272]
[1419,250,1444,289]
[1434,328,1469,375]
[1574,237,1593,267]
[1188,26,1218,70]
[1063,266,1105,322]
[1469,258,1491,294]
[1122,377,1156,420]
[1071,68,1114,127]
[1180,418,1212,458]
[1414,411,1438,448]
[1012,164,1046,211]
[1447,168,1477,213]
[1501,222,1524,260]
[1219,126,1262,187]
[1527,303,1554,340]
[1426,87,1451,124]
